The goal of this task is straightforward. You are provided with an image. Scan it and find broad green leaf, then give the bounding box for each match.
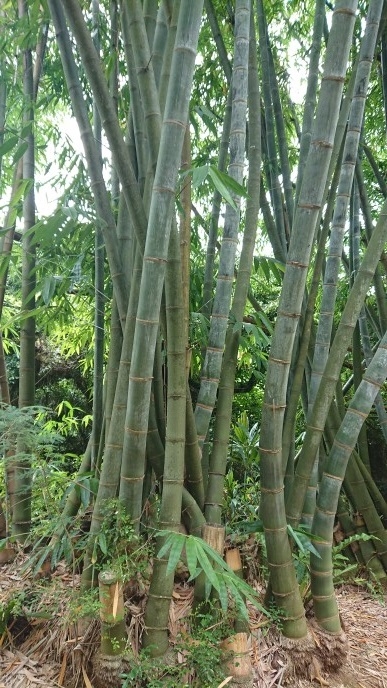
[41,276,57,305]
[225,577,249,621]
[195,544,221,592]
[79,479,90,509]
[12,141,28,164]
[256,310,273,335]
[204,574,212,600]
[287,524,306,553]
[210,166,248,198]
[217,574,228,612]
[20,122,33,139]
[185,536,198,578]
[192,164,209,188]
[156,533,174,560]
[208,166,238,210]
[0,135,19,157]
[98,531,108,556]
[234,518,264,534]
[10,178,33,208]
[165,534,186,576]
[200,539,230,572]
[287,525,322,558]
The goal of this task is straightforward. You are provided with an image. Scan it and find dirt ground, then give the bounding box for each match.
[1,556,387,688]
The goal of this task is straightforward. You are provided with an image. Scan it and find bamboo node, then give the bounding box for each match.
[286,260,308,269]
[261,487,284,495]
[121,474,145,482]
[268,355,291,364]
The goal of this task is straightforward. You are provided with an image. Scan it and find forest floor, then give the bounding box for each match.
[0,554,387,688]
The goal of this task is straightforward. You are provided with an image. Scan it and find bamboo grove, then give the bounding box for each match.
[2,0,387,675]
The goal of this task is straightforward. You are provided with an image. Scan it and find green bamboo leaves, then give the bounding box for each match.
[157,530,267,621]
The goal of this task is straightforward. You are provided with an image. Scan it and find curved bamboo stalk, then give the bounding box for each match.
[287,186,387,528]
[185,389,205,511]
[294,0,325,206]
[194,0,250,448]
[311,334,387,632]
[266,30,294,232]
[123,0,161,173]
[204,0,232,83]
[81,252,142,588]
[120,24,148,194]
[350,180,370,470]
[355,158,387,327]
[60,0,147,252]
[49,0,129,323]
[309,0,383,414]
[152,3,168,89]
[143,0,158,47]
[259,0,357,638]
[256,0,287,254]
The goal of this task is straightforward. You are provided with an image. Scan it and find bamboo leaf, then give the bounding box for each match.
[210,165,248,198]
[287,524,306,553]
[155,532,174,560]
[192,164,209,188]
[225,577,249,621]
[164,534,185,575]
[208,166,238,210]
[195,544,221,592]
[185,535,198,578]
[234,518,264,534]
[217,574,229,612]
[41,275,57,305]
[12,141,28,164]
[98,532,108,556]
[0,135,19,157]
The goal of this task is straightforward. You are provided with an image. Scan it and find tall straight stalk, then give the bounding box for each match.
[143,228,186,655]
[120,0,204,530]
[194,0,250,448]
[12,0,36,542]
[259,0,357,638]
[202,87,232,320]
[91,0,105,472]
[205,10,260,525]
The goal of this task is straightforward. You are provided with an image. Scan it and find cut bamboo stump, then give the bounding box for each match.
[221,632,253,685]
[202,523,225,554]
[225,548,249,635]
[225,548,243,577]
[98,570,127,656]
[0,547,16,564]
